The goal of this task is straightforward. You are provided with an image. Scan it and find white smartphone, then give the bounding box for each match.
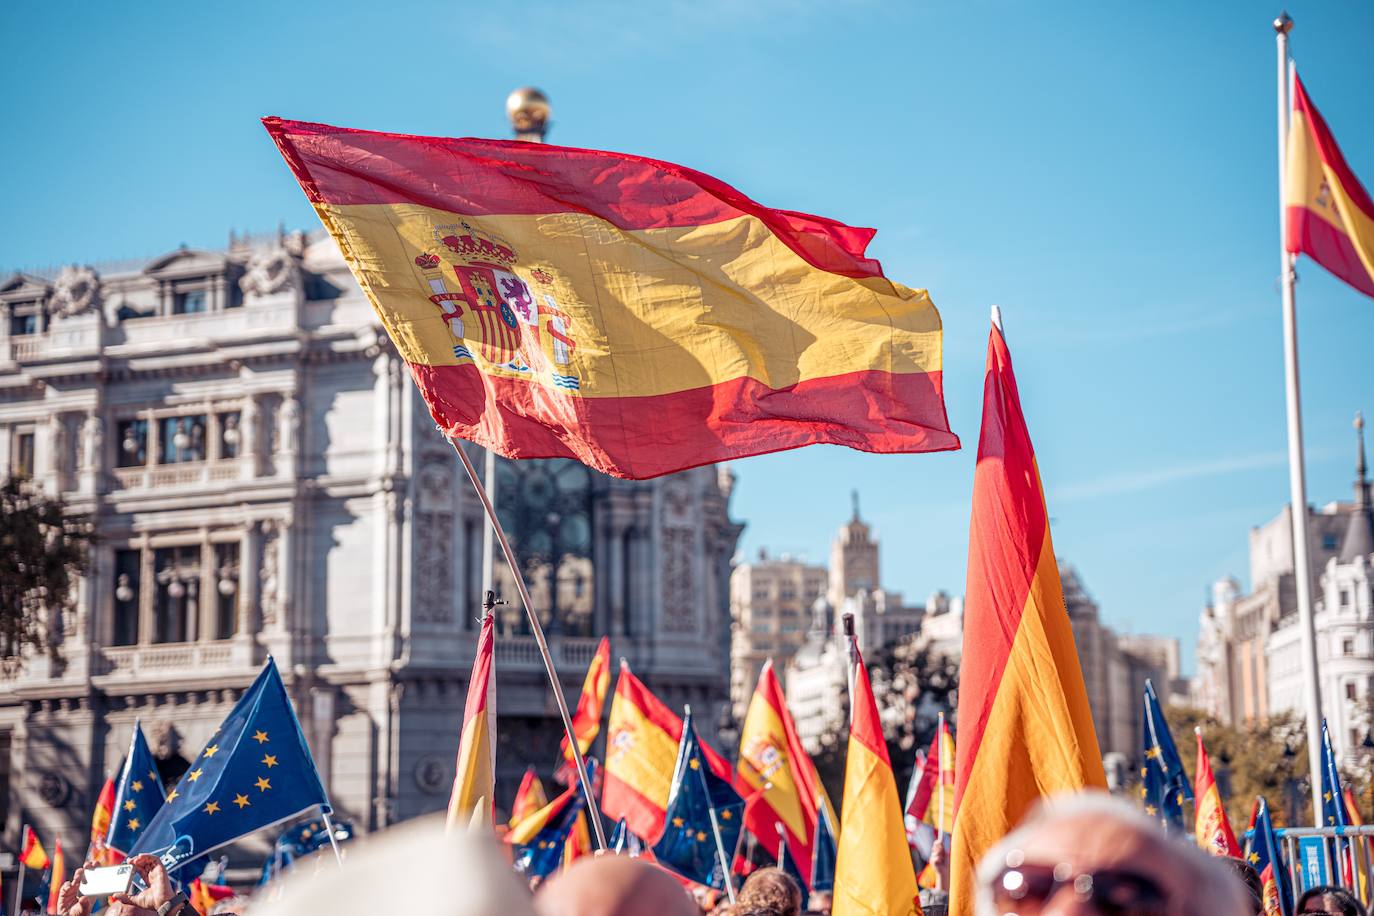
[79,864,134,897]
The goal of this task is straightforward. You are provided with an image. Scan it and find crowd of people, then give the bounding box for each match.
[44,790,1370,916]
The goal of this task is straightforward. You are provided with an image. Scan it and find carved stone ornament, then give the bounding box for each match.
[414,754,448,795]
[239,246,300,297]
[38,771,71,807]
[50,264,102,319]
[148,720,182,759]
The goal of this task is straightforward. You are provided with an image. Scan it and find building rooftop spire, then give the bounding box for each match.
[1339,410,1374,562]
[851,488,860,521]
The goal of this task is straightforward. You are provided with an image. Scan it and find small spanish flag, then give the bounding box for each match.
[1285,74,1374,299]
[88,776,118,865]
[46,837,65,915]
[737,660,832,877]
[447,613,496,830]
[833,641,920,916]
[602,662,729,841]
[189,877,235,915]
[560,637,611,767]
[1194,728,1240,857]
[948,318,1106,916]
[509,767,549,830]
[20,826,48,870]
[263,118,958,480]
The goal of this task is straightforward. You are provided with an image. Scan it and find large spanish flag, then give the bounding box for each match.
[833,642,920,916]
[1194,728,1240,858]
[949,319,1105,916]
[560,637,611,766]
[737,660,830,874]
[263,118,958,480]
[602,662,729,840]
[1285,74,1374,299]
[447,613,496,830]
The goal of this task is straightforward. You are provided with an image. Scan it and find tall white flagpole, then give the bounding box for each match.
[1273,11,1325,827]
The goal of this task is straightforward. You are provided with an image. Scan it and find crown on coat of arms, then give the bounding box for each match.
[439,222,517,266]
[414,253,441,269]
[529,268,554,285]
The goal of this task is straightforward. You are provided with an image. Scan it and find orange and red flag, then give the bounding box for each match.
[20,826,49,870]
[833,642,920,916]
[561,637,611,766]
[189,877,235,915]
[509,767,549,830]
[949,318,1106,915]
[602,662,729,841]
[447,613,496,830]
[737,660,831,874]
[88,776,120,866]
[263,118,957,480]
[1285,74,1374,298]
[1194,728,1241,858]
[47,837,65,915]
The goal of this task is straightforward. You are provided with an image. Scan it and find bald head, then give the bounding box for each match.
[536,855,700,916]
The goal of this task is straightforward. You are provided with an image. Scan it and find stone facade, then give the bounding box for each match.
[0,232,742,867]
[728,552,828,717]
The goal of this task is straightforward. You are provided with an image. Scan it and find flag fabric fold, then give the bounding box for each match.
[20,827,49,870]
[263,117,958,480]
[651,710,745,891]
[509,784,586,880]
[1249,797,1292,916]
[1285,73,1374,298]
[1140,679,1191,832]
[1194,728,1240,858]
[609,817,652,859]
[949,320,1106,915]
[737,660,830,876]
[107,722,168,856]
[449,613,497,830]
[810,803,837,893]
[88,776,119,866]
[46,838,64,916]
[603,662,729,841]
[833,642,919,916]
[128,658,330,870]
[509,767,550,830]
[561,637,611,767]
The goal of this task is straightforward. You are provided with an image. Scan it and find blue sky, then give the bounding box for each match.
[3,1,1372,670]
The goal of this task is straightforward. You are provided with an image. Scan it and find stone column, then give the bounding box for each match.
[277,395,300,478]
[233,522,259,665]
[241,394,260,478]
[78,411,102,496]
[310,686,337,796]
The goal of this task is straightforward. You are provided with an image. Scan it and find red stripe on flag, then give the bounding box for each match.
[262,117,885,280]
[1286,206,1374,297]
[1293,76,1374,225]
[409,364,956,481]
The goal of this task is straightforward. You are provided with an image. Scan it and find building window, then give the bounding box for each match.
[154,546,201,643]
[0,730,10,835]
[492,458,594,637]
[112,549,141,646]
[1322,533,1339,551]
[1346,682,1358,701]
[9,430,34,479]
[213,543,239,639]
[1344,638,1356,657]
[173,288,208,315]
[1340,589,1354,609]
[217,411,242,459]
[158,415,206,464]
[116,419,148,468]
[9,312,37,336]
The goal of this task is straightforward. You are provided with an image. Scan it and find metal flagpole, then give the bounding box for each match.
[841,614,856,726]
[481,447,497,599]
[319,807,345,868]
[14,826,26,916]
[447,436,609,850]
[1273,11,1326,827]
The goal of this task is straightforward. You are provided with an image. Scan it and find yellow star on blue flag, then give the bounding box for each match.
[128,658,329,871]
[651,708,744,891]
[1139,679,1190,832]
[108,721,167,855]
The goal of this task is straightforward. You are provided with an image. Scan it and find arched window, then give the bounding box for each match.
[492,458,594,637]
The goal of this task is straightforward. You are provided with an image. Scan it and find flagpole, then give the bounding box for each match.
[14,826,26,916]
[447,436,608,851]
[319,807,345,868]
[1273,10,1326,827]
[841,613,856,727]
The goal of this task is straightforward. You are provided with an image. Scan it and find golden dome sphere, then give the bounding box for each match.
[506,87,551,135]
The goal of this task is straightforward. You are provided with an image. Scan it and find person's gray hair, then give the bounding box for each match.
[973,790,1250,916]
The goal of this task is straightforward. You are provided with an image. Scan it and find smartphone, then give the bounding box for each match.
[79,864,134,897]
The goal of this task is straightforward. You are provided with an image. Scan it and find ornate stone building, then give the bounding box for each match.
[0,231,741,868]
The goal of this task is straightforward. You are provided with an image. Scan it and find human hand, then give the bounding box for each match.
[105,901,158,916]
[57,864,94,916]
[109,854,174,912]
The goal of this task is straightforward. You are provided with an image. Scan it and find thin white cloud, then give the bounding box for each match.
[1051,450,1295,502]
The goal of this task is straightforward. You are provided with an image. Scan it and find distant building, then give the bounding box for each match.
[1267,414,1374,765]
[1194,418,1363,739]
[728,552,828,716]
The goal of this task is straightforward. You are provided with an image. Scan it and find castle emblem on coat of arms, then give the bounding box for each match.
[412,223,579,390]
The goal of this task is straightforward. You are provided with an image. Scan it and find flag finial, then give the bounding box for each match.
[1273,11,1293,34]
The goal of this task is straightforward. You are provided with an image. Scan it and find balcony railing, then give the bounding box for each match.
[100,642,236,677]
[112,456,247,491]
[494,635,601,672]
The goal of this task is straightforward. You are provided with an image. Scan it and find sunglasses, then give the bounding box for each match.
[989,862,1170,915]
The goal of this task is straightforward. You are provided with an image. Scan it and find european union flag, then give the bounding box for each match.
[129,658,329,870]
[609,818,648,857]
[513,790,584,879]
[1140,679,1191,832]
[810,804,836,893]
[1248,796,1293,916]
[652,709,744,891]
[108,721,168,855]
[1319,719,1349,828]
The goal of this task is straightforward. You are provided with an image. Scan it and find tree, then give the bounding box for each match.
[0,479,93,672]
